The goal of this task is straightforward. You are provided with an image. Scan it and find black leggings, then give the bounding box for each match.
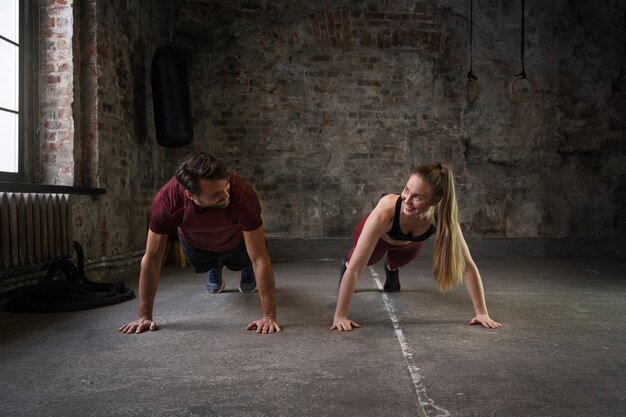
[178,237,252,273]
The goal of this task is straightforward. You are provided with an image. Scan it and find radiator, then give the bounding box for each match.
[0,192,73,269]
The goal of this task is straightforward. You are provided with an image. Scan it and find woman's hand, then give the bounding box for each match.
[331,316,362,331]
[469,314,502,329]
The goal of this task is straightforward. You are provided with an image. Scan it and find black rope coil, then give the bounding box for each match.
[5,242,135,313]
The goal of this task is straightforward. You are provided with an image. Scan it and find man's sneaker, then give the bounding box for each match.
[383,263,401,292]
[239,265,257,293]
[338,258,348,289]
[206,265,225,293]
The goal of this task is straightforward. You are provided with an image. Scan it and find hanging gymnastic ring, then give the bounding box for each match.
[466,77,478,104]
[508,74,536,102]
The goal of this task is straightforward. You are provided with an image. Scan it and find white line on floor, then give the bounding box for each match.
[369,267,450,417]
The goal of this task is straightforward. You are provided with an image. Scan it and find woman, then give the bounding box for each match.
[332,162,502,331]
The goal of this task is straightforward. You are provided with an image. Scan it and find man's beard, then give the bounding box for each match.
[209,198,230,209]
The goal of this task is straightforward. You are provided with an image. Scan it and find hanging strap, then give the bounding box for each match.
[466,0,478,103]
[518,0,526,77]
[167,0,177,45]
[468,0,475,78]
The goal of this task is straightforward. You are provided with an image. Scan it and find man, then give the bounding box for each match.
[119,152,281,334]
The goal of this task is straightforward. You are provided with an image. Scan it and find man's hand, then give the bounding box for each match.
[118,318,158,334]
[469,314,502,329]
[246,317,282,334]
[331,316,361,331]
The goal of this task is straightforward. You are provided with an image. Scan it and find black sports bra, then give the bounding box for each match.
[386,196,436,242]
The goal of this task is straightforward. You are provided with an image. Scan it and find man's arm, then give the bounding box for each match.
[118,230,169,334]
[243,226,281,333]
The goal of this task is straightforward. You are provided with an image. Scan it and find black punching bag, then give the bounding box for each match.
[151,45,193,148]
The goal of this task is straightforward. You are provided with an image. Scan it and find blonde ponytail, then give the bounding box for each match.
[413,163,465,293]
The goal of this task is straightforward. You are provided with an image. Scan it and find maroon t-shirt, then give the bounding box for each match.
[149,174,263,252]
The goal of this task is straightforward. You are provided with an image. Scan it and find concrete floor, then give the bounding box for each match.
[0,257,624,417]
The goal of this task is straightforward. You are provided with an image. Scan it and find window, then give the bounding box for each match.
[0,0,19,175]
[0,0,37,182]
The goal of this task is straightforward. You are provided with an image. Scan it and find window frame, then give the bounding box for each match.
[0,0,38,183]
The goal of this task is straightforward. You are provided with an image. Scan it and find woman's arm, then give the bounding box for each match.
[332,197,395,331]
[458,225,502,329]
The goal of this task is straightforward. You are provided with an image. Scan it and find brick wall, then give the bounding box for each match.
[39,0,169,260]
[173,0,626,239]
[36,0,626,264]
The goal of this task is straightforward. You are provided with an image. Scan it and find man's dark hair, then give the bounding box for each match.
[175,152,229,195]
